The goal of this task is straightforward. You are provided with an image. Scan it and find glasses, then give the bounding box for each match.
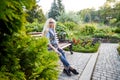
[49,22,54,24]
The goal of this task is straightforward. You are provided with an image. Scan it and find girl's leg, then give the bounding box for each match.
[59,55,70,67]
[57,48,71,76]
[57,48,66,58]
[57,48,79,75]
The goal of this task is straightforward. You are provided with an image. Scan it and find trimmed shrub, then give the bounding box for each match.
[25,21,44,33]
[117,44,120,55]
[117,43,120,55]
[114,27,120,33]
[56,22,68,40]
[94,27,112,38]
[56,22,66,32]
[64,22,77,30]
[0,33,59,80]
[80,23,97,35]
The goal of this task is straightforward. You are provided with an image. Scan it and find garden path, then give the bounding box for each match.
[58,43,120,80]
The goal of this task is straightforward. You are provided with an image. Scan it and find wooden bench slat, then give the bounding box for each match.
[28,32,73,54]
[59,43,71,49]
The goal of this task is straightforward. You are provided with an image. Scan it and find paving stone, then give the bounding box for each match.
[59,43,120,80]
[91,43,120,80]
[101,76,107,80]
[58,52,92,80]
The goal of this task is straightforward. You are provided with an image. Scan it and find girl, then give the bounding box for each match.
[42,18,79,76]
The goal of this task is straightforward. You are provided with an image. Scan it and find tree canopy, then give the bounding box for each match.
[48,0,65,21]
[26,5,46,23]
[0,0,35,37]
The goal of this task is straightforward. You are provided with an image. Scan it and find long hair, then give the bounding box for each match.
[42,18,56,36]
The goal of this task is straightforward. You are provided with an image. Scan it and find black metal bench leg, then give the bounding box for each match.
[69,43,73,54]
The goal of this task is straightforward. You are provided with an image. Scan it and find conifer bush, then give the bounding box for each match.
[0,0,59,79]
[0,34,59,80]
[117,43,120,55]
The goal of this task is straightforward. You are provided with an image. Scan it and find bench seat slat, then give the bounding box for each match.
[28,32,73,54]
[59,43,71,49]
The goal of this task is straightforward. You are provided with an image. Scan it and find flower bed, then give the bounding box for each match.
[65,38,100,53]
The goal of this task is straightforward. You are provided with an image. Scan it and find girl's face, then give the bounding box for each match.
[49,19,54,28]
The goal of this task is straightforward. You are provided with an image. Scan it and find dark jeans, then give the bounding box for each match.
[57,48,70,67]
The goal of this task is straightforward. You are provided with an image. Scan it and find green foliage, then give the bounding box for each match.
[0,0,58,80]
[93,26,120,42]
[117,43,120,55]
[114,27,120,33]
[56,22,66,32]
[109,18,117,25]
[0,0,35,36]
[80,23,97,35]
[113,2,120,27]
[84,13,91,23]
[77,1,120,26]
[26,5,46,23]
[65,38,100,53]
[57,21,78,40]
[0,34,59,80]
[56,22,68,39]
[25,20,44,33]
[77,8,99,23]
[94,27,114,38]
[48,0,60,21]
[57,11,81,24]
[72,43,100,53]
[64,22,77,30]
[57,0,65,13]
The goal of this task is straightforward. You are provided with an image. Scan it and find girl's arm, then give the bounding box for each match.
[46,32,61,55]
[48,43,61,56]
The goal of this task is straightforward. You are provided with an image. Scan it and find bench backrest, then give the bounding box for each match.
[28,32,59,42]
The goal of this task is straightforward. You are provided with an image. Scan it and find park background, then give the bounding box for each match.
[0,0,120,80]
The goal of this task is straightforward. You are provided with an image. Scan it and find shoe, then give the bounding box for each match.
[63,69,71,76]
[69,68,79,75]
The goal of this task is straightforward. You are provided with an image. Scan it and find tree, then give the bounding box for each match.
[113,1,120,27]
[0,0,59,80]
[84,13,91,23]
[98,1,120,25]
[57,0,65,13]
[78,8,94,22]
[0,0,35,39]
[57,11,81,24]
[48,0,59,20]
[26,5,46,23]
[0,0,35,79]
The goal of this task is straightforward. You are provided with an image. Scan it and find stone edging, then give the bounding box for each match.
[79,45,100,80]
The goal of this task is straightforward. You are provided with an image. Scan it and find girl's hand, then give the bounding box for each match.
[54,49,61,56]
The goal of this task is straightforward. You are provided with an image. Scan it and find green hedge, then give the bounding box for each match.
[117,44,120,55]
[25,22,44,33]
[64,21,77,30]
[114,27,120,33]
[81,24,96,35]
[0,34,59,80]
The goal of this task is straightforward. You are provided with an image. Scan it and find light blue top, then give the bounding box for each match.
[46,28,58,49]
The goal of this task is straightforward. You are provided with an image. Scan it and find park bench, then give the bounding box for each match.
[28,32,73,54]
